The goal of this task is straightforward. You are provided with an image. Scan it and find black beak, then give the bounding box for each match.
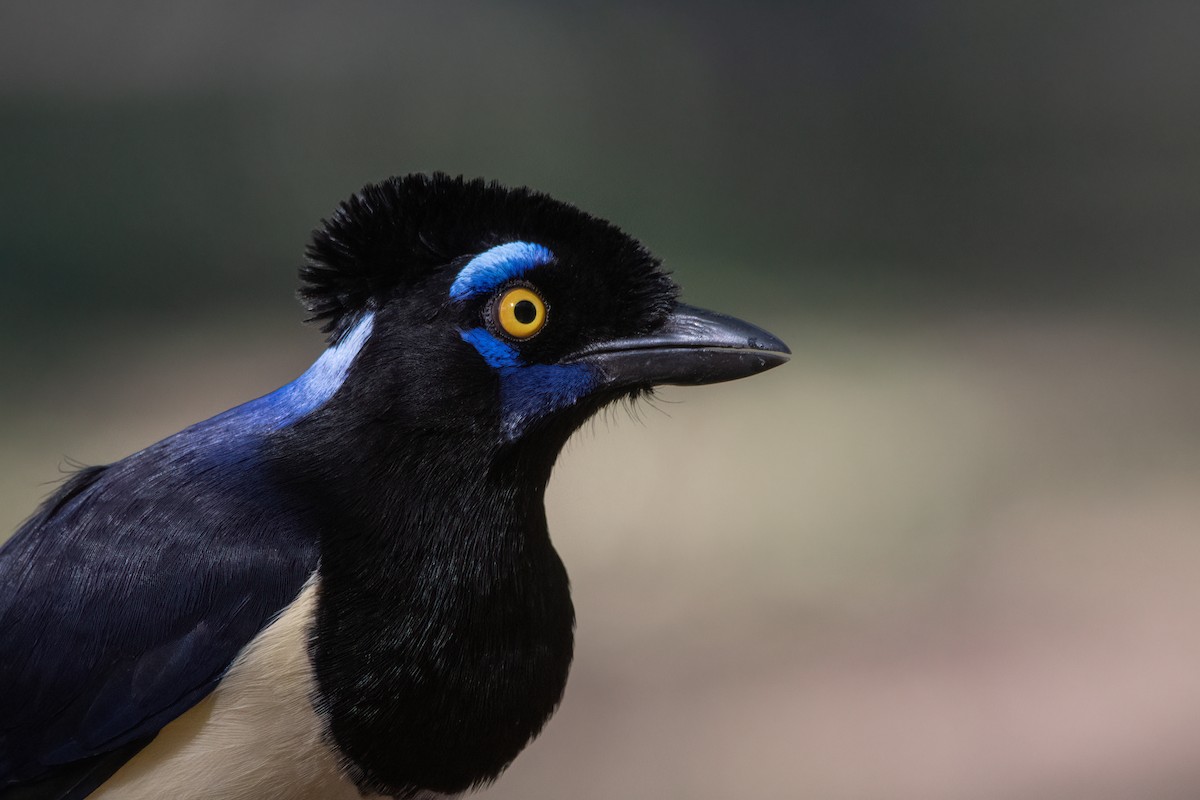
[568,304,790,389]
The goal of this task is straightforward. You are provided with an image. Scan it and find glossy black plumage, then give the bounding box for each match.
[300,174,676,342]
[0,174,788,800]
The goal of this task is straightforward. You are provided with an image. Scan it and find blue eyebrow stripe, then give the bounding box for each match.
[449,241,554,300]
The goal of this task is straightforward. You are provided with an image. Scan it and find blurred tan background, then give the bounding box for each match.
[2,3,1199,798]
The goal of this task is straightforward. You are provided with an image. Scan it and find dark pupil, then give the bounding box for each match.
[514,299,538,325]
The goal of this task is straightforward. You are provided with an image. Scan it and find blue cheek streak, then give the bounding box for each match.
[461,328,598,439]
[461,327,521,369]
[449,241,555,300]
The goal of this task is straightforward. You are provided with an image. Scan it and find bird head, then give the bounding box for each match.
[294,173,789,463]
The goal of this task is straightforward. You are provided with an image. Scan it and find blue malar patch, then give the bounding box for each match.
[459,327,597,439]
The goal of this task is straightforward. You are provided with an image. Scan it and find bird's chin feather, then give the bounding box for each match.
[502,384,654,456]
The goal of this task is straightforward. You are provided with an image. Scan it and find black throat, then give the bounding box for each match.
[271,408,576,798]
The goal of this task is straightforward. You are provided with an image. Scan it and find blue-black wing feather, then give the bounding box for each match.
[0,414,320,793]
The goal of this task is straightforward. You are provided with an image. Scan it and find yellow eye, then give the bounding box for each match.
[496,286,547,339]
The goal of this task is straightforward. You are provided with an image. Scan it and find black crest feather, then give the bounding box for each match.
[300,173,673,341]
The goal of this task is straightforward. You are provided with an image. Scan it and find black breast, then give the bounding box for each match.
[309,520,575,798]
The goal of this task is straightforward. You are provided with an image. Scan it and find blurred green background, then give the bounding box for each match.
[3,3,1200,798]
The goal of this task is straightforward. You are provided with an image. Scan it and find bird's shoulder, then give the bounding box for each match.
[0,425,321,796]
